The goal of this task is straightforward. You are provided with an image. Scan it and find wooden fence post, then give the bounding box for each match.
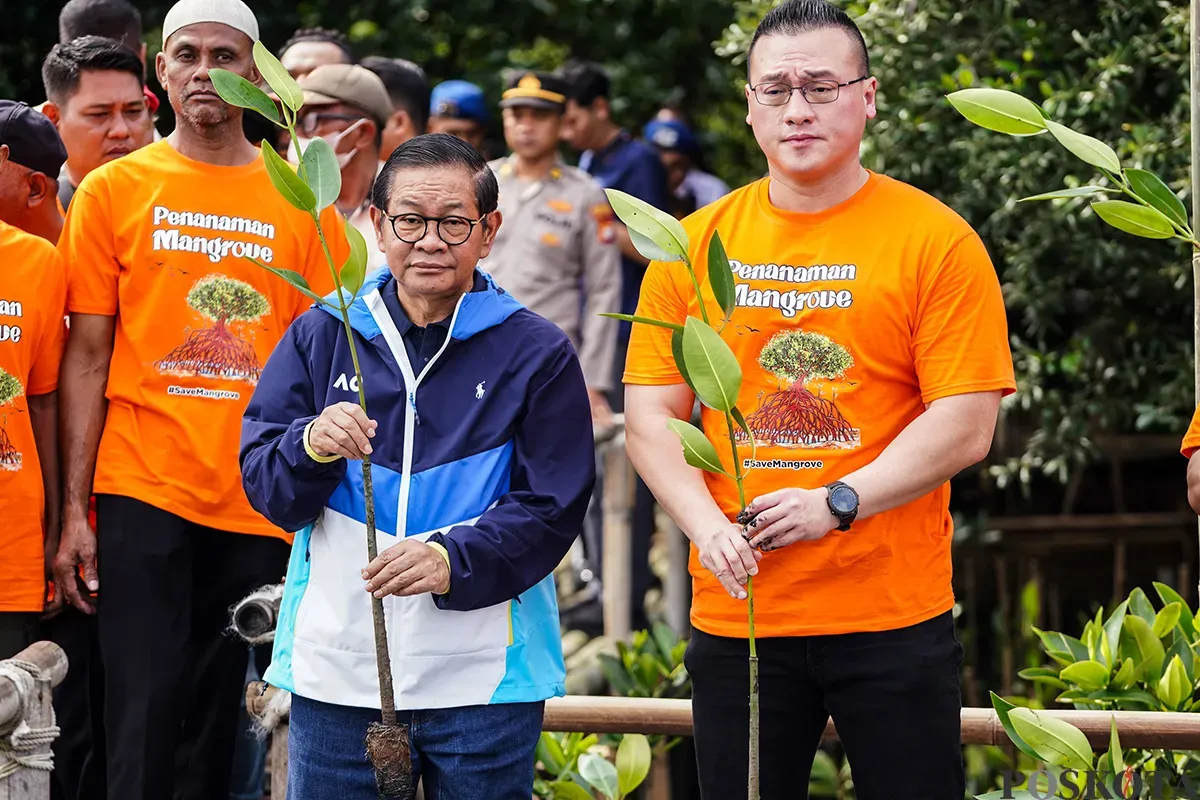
[602,424,633,641]
[0,642,69,800]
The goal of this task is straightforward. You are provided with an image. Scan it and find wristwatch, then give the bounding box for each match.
[824,481,860,531]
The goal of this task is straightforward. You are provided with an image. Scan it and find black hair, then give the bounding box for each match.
[557,59,610,107]
[360,56,430,134]
[370,133,499,219]
[42,35,146,105]
[748,0,870,77]
[278,27,354,63]
[58,0,142,51]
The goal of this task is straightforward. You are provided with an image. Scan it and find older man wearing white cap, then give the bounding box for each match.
[54,0,347,797]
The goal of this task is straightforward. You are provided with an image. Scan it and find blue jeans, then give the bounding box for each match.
[287,694,544,800]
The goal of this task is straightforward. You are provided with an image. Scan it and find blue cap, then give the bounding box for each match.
[643,118,698,155]
[430,80,488,124]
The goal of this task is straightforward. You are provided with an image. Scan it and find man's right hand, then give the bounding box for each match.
[309,402,378,460]
[55,518,98,615]
[695,523,761,600]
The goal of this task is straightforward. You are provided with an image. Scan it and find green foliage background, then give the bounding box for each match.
[3,0,1193,484]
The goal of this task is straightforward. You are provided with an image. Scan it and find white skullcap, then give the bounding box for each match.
[162,0,259,45]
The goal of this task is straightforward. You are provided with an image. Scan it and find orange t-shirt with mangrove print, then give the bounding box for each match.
[58,139,346,540]
[0,220,67,611]
[624,172,1016,638]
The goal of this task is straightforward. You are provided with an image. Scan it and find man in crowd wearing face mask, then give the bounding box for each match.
[53,0,346,795]
[294,63,394,271]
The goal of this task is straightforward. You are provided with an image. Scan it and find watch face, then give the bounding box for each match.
[830,486,857,514]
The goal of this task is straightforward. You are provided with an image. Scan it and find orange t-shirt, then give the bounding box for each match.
[1182,404,1200,458]
[58,139,346,540]
[0,221,67,611]
[624,172,1016,638]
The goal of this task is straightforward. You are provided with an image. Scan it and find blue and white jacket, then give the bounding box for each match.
[239,268,595,710]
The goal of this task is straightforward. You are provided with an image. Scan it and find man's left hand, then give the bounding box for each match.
[743,488,839,551]
[362,540,450,598]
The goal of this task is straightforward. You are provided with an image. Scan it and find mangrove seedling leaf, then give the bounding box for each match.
[252,40,303,113]
[303,137,342,211]
[605,188,688,261]
[945,88,1047,136]
[681,316,742,412]
[666,419,728,475]
[261,142,315,212]
[1046,119,1121,173]
[209,68,280,123]
[1090,200,1175,239]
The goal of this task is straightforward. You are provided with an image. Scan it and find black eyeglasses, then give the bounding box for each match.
[750,76,868,106]
[385,212,487,246]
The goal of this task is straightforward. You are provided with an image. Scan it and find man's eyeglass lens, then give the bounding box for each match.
[755,80,848,105]
[390,214,478,245]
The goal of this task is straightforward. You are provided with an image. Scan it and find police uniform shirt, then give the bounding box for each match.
[479,156,621,392]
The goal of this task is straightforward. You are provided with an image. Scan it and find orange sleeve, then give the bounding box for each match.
[58,186,119,316]
[1182,403,1200,458]
[27,248,68,396]
[622,258,692,385]
[912,232,1016,404]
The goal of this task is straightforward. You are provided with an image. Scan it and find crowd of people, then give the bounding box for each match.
[10,0,1197,799]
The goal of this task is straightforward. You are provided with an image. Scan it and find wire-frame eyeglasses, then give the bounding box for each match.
[385,212,488,246]
[751,76,868,106]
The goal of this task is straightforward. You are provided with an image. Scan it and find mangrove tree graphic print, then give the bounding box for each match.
[0,368,24,471]
[156,273,270,384]
[738,329,861,449]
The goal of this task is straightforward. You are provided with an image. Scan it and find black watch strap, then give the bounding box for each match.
[825,480,859,531]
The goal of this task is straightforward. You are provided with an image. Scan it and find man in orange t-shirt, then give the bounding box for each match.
[1181,405,1200,513]
[54,1,345,797]
[623,3,1015,799]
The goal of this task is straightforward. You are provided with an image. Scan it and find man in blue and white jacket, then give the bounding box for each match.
[239,133,596,799]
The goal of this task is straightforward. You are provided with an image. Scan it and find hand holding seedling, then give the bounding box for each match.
[309,401,378,460]
[362,540,451,598]
[742,488,839,551]
[696,522,761,600]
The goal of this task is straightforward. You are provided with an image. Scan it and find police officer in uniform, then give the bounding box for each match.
[481,70,621,427]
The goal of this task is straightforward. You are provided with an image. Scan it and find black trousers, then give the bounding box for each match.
[44,607,106,800]
[0,611,41,660]
[685,611,965,800]
[94,494,289,800]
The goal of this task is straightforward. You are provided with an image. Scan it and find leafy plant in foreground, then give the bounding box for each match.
[534,732,652,800]
[207,45,411,798]
[601,189,760,798]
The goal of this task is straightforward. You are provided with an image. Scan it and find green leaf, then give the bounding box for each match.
[1126,169,1188,229]
[988,692,1042,761]
[1111,658,1135,689]
[1008,706,1094,771]
[252,40,304,113]
[1072,689,1160,710]
[946,88,1047,136]
[1109,717,1124,776]
[598,313,684,333]
[597,653,638,697]
[1091,200,1176,239]
[1018,186,1114,202]
[247,258,326,304]
[548,781,596,800]
[1154,583,1196,639]
[731,406,757,464]
[1032,627,1089,663]
[1123,615,1166,683]
[1153,602,1182,639]
[616,734,652,796]
[1166,625,1195,685]
[1060,659,1109,691]
[681,316,742,412]
[1129,588,1156,624]
[1102,601,1128,664]
[706,230,735,325]
[208,68,280,123]
[339,222,368,300]
[1045,119,1121,173]
[669,329,699,396]
[650,621,678,664]
[666,419,727,475]
[578,752,620,800]
[1158,654,1189,710]
[1018,667,1068,690]
[627,228,676,263]
[302,137,342,211]
[605,188,688,261]
[261,142,316,212]
[538,732,568,775]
